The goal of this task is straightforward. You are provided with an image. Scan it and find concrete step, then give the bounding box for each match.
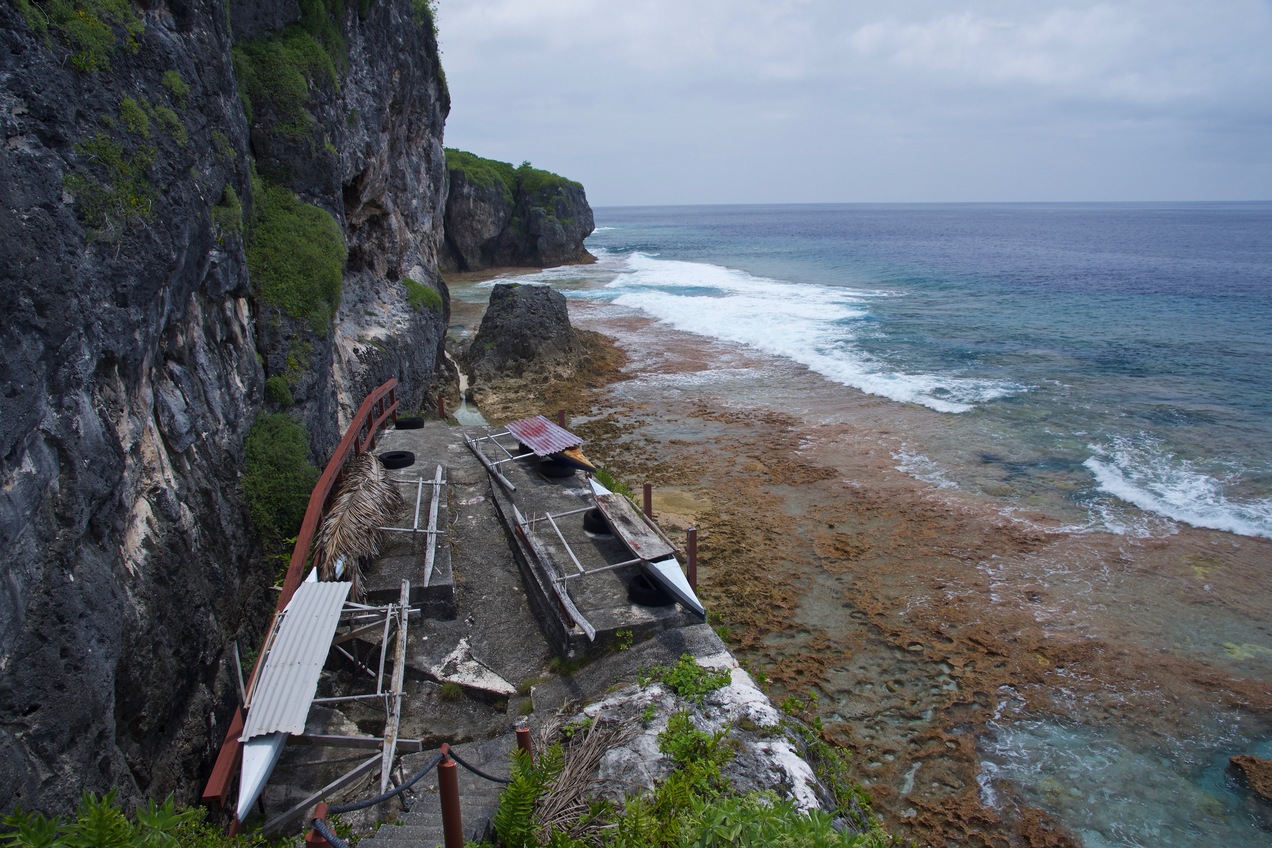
[360,735,515,848]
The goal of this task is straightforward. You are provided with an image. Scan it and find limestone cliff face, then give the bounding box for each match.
[0,0,449,814]
[441,152,595,271]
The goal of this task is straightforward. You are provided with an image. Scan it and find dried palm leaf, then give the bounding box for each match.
[316,453,403,597]
[536,718,637,841]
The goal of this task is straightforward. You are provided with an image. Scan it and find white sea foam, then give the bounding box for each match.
[893,447,959,489]
[601,253,1022,413]
[1084,437,1272,540]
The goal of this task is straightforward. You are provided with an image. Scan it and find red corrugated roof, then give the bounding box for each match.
[506,415,584,457]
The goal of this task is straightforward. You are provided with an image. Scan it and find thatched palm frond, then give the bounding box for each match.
[315,453,403,597]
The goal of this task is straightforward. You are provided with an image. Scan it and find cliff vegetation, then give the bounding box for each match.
[441,148,595,271]
[1,0,450,816]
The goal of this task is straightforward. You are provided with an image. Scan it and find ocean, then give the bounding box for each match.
[448,202,1272,846]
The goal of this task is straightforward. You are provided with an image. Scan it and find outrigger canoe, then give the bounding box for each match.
[588,477,706,617]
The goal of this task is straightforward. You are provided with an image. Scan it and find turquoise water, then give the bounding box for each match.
[560,203,1272,541]
[453,203,1272,845]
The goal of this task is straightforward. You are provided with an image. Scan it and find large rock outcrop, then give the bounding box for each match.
[461,284,626,422]
[464,284,587,381]
[440,150,594,271]
[0,0,450,815]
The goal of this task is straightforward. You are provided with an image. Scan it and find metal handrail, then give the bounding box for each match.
[279,379,400,607]
[202,379,400,813]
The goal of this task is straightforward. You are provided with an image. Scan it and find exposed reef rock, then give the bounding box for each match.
[0,0,449,815]
[440,150,595,271]
[1230,755,1272,804]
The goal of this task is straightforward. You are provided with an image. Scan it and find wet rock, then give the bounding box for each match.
[1230,755,1272,803]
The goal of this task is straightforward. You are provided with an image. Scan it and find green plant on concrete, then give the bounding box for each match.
[212,184,243,243]
[242,412,318,553]
[263,375,294,408]
[645,652,732,705]
[161,69,190,103]
[402,277,443,313]
[18,0,144,73]
[492,745,563,848]
[246,176,346,334]
[486,710,892,848]
[118,96,149,137]
[63,133,157,241]
[615,629,634,651]
[439,681,463,701]
[593,467,633,501]
[658,709,733,797]
[707,609,731,643]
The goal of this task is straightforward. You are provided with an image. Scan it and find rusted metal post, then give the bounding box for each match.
[516,724,534,762]
[303,802,331,848]
[438,745,464,848]
[643,483,653,518]
[437,394,447,421]
[687,528,698,590]
[556,409,566,428]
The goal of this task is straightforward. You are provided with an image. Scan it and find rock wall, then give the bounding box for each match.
[0,0,449,814]
[441,153,595,271]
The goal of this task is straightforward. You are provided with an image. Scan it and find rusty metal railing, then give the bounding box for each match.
[202,379,399,815]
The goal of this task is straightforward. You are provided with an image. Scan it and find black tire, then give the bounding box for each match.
[582,507,611,534]
[627,573,675,607]
[395,416,425,430]
[379,450,416,469]
[539,458,575,478]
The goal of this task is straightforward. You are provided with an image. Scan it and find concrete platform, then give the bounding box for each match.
[374,418,701,659]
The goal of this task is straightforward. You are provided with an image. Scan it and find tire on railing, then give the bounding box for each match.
[379,450,416,469]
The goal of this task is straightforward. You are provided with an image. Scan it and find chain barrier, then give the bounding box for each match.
[446,748,512,784]
[327,753,445,815]
[309,816,349,848]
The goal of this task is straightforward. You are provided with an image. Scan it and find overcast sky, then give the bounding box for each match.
[436,0,1272,206]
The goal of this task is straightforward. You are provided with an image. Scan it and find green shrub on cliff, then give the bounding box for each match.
[444,149,584,211]
[17,0,144,73]
[242,413,318,551]
[403,276,443,313]
[444,148,517,206]
[1,790,268,848]
[63,133,157,241]
[231,0,350,140]
[246,175,346,333]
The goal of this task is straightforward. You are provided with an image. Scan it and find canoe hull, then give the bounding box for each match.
[236,732,286,822]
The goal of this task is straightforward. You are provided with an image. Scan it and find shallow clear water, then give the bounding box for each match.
[452,202,1272,845]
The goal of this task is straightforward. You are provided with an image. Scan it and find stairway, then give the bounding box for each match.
[359,734,515,848]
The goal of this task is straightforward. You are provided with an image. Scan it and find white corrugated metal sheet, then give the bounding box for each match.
[241,580,351,740]
[506,415,583,457]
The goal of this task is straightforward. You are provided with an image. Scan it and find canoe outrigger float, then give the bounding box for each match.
[588,477,706,617]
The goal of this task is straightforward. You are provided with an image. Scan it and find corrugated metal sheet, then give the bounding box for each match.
[241,580,351,740]
[506,415,583,457]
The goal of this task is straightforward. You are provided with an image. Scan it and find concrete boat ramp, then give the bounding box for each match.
[253,417,704,842]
